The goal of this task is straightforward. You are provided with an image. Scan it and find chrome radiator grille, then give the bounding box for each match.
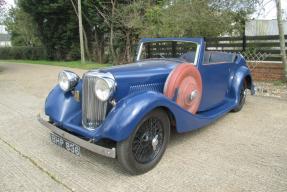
[82,74,108,129]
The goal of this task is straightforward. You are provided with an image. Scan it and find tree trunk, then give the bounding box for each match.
[110,0,117,64]
[94,30,105,63]
[78,0,85,63]
[125,31,132,63]
[70,0,91,61]
[276,0,287,81]
[83,29,91,61]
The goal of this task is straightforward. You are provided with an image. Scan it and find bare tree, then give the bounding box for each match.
[276,0,287,81]
[0,0,6,19]
[70,0,91,60]
[78,0,85,63]
[110,0,117,63]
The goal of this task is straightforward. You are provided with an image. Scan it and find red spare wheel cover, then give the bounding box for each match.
[164,63,202,114]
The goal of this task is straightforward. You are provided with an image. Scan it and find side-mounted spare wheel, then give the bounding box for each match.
[164,63,202,114]
[117,108,170,174]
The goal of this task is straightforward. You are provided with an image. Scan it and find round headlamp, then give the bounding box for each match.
[94,77,115,101]
[58,70,80,92]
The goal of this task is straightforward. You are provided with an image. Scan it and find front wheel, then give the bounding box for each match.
[117,109,170,174]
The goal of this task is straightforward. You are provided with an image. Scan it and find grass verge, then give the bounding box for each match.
[0,60,111,70]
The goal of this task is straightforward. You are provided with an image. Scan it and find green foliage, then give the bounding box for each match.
[4,8,42,46]
[0,46,47,60]
[271,80,286,86]
[19,0,80,60]
[4,0,259,63]
[0,59,110,69]
[141,0,255,37]
[144,6,163,37]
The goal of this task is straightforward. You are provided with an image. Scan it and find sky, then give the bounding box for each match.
[3,0,287,20]
[253,0,287,20]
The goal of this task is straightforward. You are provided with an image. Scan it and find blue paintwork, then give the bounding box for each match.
[44,37,255,142]
[99,60,179,101]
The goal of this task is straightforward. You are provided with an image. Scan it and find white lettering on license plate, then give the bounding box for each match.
[50,133,80,156]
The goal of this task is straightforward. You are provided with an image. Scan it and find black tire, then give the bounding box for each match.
[117,108,170,175]
[232,81,247,112]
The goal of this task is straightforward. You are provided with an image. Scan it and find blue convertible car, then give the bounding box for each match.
[39,38,255,174]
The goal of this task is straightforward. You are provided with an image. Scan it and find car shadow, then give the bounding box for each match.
[79,148,132,175]
[62,113,229,175]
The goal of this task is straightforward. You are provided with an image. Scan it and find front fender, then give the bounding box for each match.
[98,91,225,142]
[98,91,169,141]
[45,83,82,125]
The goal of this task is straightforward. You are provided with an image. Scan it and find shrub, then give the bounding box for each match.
[0,46,47,60]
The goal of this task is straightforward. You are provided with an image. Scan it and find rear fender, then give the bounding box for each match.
[231,66,255,105]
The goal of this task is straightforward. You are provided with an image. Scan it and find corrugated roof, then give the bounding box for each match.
[245,20,287,36]
[0,34,11,42]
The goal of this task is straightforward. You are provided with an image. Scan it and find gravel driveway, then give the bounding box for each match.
[0,63,287,192]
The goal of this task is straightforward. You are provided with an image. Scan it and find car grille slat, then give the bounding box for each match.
[82,74,107,129]
[129,83,164,94]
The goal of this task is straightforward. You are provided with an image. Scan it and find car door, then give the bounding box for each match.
[197,52,233,112]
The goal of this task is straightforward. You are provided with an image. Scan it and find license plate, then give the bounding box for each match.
[50,133,81,156]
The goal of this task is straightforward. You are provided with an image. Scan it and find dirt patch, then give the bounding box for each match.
[0,66,4,73]
[254,81,287,100]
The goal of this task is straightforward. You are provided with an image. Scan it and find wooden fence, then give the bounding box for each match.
[205,35,287,61]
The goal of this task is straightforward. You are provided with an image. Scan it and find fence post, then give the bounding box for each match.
[242,34,246,52]
[172,41,176,57]
[242,20,246,52]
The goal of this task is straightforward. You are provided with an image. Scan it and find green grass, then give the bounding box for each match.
[272,80,286,86]
[0,60,111,70]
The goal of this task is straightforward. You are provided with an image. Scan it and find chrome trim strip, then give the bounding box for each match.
[37,114,116,158]
[194,44,200,66]
[136,42,143,61]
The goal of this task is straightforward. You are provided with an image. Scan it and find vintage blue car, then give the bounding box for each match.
[39,38,255,174]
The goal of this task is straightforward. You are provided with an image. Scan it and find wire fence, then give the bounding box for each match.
[240,50,271,71]
[205,35,287,61]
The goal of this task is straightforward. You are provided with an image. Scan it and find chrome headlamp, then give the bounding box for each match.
[58,70,80,92]
[94,75,116,101]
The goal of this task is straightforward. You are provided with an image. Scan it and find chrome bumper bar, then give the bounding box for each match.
[37,114,116,158]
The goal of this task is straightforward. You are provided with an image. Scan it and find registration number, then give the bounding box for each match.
[50,133,81,156]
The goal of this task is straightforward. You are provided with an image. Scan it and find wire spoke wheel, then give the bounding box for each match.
[239,86,247,106]
[232,81,247,112]
[117,109,170,174]
[132,117,164,164]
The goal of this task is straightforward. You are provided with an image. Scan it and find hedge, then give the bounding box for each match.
[0,46,47,60]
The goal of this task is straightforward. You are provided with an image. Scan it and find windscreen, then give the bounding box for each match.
[138,41,199,63]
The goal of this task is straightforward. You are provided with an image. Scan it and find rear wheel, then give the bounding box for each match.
[117,109,170,174]
[232,82,247,112]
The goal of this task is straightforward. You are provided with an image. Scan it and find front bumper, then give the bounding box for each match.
[37,114,116,158]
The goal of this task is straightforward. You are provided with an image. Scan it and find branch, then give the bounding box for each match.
[70,0,93,27]
[93,4,110,26]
